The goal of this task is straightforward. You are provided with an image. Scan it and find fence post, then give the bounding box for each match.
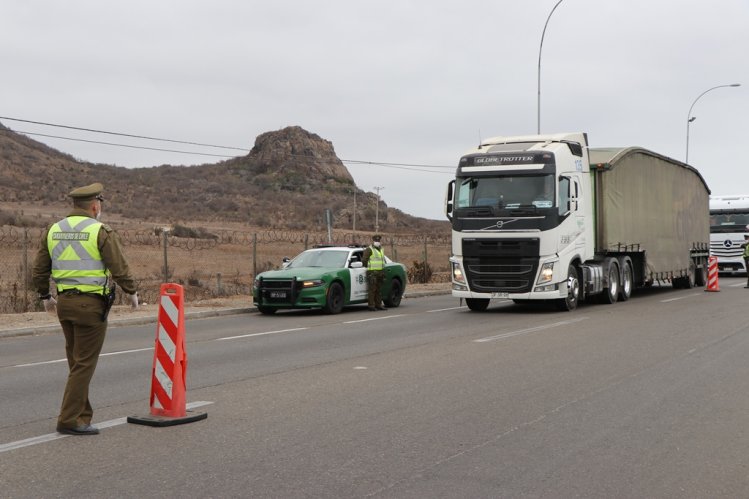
[23,228,29,312]
[304,233,309,250]
[162,229,170,283]
[217,272,223,295]
[252,233,257,279]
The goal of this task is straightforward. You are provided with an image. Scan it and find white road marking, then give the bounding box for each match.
[427,306,466,312]
[0,401,213,454]
[13,347,155,368]
[660,293,701,303]
[474,317,588,343]
[217,327,308,341]
[343,314,405,324]
[729,282,747,288]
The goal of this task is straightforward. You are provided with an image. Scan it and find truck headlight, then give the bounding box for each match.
[537,262,555,284]
[452,262,466,284]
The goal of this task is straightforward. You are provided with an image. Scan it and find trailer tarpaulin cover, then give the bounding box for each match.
[589,147,710,277]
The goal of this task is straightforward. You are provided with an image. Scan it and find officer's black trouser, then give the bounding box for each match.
[367,270,384,307]
[56,293,107,429]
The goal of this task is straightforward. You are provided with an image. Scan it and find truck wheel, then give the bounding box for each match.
[601,259,620,304]
[556,264,580,311]
[383,279,403,308]
[257,306,277,315]
[618,258,633,302]
[323,282,344,314]
[466,298,490,312]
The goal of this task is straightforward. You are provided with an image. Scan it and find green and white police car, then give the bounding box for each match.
[253,245,407,315]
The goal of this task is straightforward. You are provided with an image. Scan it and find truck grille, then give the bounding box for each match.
[710,239,744,258]
[462,238,540,293]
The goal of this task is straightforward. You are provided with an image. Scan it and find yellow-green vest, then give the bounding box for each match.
[744,241,749,259]
[367,246,385,271]
[47,216,108,295]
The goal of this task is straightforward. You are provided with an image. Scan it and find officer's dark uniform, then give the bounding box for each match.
[32,183,137,435]
[743,235,749,288]
[362,234,387,311]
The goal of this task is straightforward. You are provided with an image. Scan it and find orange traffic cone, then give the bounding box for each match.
[128,283,207,427]
[705,256,720,292]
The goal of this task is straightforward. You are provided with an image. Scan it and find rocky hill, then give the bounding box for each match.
[0,122,448,233]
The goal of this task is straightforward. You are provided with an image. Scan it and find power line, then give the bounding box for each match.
[0,115,250,151]
[2,130,238,159]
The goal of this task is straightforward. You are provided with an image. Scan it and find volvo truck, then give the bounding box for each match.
[445,132,710,311]
[709,195,749,275]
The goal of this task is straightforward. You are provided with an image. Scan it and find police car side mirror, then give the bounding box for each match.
[350,261,363,268]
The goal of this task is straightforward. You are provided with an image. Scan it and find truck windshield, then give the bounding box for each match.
[710,211,749,233]
[455,174,555,211]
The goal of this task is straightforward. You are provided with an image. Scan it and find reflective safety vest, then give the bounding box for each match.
[367,246,385,271]
[744,242,749,259]
[47,216,108,295]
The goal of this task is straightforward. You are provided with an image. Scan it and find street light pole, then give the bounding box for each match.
[685,83,740,164]
[373,186,384,233]
[537,0,565,134]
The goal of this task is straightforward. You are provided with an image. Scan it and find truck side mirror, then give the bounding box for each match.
[445,180,455,219]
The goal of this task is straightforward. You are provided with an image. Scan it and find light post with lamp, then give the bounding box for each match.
[537,0,565,134]
[685,83,740,164]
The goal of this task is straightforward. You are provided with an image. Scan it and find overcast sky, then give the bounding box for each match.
[2,1,747,220]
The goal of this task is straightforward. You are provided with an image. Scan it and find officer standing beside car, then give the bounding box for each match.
[32,182,139,436]
[743,232,749,288]
[362,234,387,311]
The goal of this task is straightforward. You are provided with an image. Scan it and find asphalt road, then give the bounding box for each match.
[3,278,749,498]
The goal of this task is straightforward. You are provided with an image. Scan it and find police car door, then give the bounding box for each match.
[349,250,368,301]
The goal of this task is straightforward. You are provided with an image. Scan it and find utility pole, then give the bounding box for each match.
[373,186,384,233]
[353,189,357,234]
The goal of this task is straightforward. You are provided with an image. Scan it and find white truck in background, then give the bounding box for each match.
[445,132,711,311]
[709,195,749,275]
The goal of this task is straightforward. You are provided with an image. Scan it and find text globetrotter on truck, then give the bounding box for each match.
[445,132,711,312]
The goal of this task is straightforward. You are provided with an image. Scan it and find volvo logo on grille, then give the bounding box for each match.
[724,239,733,248]
[481,219,519,231]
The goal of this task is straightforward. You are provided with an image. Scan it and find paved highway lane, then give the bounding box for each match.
[3,280,749,497]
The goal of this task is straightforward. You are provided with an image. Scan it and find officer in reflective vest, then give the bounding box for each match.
[32,182,138,436]
[362,234,387,311]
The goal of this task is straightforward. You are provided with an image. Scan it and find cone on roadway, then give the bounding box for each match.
[128,283,207,427]
[705,256,720,292]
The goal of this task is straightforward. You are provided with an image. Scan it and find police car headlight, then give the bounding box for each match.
[302,279,324,288]
[537,262,554,284]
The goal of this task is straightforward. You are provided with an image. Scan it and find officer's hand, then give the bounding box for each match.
[126,293,139,310]
[42,296,57,316]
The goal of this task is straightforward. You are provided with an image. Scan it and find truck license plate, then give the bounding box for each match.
[491,292,509,299]
[270,291,287,299]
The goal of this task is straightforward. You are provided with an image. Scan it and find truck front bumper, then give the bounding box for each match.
[451,284,566,301]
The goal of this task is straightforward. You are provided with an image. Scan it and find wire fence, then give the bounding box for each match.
[0,226,451,313]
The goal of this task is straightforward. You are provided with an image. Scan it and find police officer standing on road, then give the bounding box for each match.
[743,232,749,288]
[32,183,139,436]
[362,234,387,311]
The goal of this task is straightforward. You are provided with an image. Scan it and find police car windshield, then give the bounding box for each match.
[287,250,349,268]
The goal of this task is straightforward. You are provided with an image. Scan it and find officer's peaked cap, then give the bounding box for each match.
[372,234,382,241]
[69,183,104,201]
